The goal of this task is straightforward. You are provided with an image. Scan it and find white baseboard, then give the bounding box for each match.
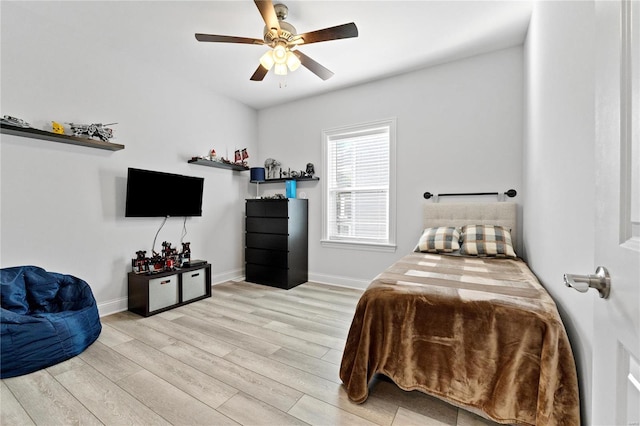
[97,297,128,317]
[212,268,244,284]
[227,272,370,290]
[308,272,370,290]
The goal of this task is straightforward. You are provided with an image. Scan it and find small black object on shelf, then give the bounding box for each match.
[183,259,206,268]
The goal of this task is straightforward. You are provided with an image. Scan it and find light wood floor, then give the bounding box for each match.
[1,280,501,426]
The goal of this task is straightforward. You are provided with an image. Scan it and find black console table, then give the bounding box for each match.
[245,199,308,289]
[128,263,211,317]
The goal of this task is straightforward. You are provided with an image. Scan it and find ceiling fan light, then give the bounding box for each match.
[273,44,287,64]
[274,62,288,76]
[286,51,301,71]
[259,50,275,70]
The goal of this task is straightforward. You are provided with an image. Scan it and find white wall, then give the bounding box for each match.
[0,2,258,315]
[523,1,595,423]
[258,47,524,287]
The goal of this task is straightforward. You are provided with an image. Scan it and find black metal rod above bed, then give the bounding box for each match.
[423,189,517,199]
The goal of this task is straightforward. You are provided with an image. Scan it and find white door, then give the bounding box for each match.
[592,0,640,424]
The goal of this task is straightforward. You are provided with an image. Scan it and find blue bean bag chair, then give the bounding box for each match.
[1,266,101,378]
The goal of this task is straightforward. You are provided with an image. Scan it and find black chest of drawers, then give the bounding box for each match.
[245,198,308,289]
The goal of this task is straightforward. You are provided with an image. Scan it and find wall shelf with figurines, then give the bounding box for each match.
[251,159,319,183]
[187,158,249,171]
[1,122,124,151]
[188,148,250,171]
[252,176,320,184]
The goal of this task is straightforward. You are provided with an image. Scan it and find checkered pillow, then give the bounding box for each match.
[417,227,461,253]
[460,225,516,258]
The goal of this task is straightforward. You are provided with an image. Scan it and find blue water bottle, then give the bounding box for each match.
[285,180,296,198]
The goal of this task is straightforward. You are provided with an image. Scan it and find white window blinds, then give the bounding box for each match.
[325,124,391,244]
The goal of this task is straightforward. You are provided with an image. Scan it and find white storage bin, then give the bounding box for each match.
[182,268,206,302]
[148,275,179,312]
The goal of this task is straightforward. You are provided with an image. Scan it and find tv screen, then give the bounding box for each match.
[125,168,204,217]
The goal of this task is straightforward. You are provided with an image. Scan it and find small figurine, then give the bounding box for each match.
[51,121,65,134]
[209,149,217,161]
[162,241,176,257]
[264,158,281,179]
[181,242,191,255]
[149,252,164,273]
[241,148,249,166]
[306,163,315,177]
[68,122,116,142]
[132,250,149,274]
[165,257,175,270]
[180,242,191,266]
[265,193,286,199]
[161,241,179,271]
[1,115,30,128]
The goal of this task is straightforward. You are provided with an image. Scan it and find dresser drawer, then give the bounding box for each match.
[246,248,288,266]
[246,263,288,287]
[246,200,289,218]
[245,233,288,250]
[148,275,179,312]
[246,217,288,234]
[182,268,206,302]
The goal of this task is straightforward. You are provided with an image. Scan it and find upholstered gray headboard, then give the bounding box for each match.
[423,202,518,249]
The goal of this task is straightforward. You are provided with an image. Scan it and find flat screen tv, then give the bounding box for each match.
[125,168,204,217]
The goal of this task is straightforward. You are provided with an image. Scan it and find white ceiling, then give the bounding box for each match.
[11,1,533,110]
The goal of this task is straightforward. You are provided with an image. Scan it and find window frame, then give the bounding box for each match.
[321,118,397,252]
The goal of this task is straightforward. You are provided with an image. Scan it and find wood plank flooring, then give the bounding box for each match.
[1,280,501,426]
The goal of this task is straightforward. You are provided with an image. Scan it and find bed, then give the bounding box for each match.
[339,203,580,425]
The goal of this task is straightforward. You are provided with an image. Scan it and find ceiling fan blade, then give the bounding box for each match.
[296,22,358,45]
[195,33,264,45]
[292,50,334,80]
[254,0,280,33]
[250,64,269,81]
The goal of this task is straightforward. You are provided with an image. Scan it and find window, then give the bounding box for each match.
[322,118,396,251]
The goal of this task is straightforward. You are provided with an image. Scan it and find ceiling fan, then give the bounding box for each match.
[195,0,358,81]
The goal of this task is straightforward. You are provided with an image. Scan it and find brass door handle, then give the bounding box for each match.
[564,266,611,299]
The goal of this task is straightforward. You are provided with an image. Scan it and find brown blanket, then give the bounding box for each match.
[339,253,580,425]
